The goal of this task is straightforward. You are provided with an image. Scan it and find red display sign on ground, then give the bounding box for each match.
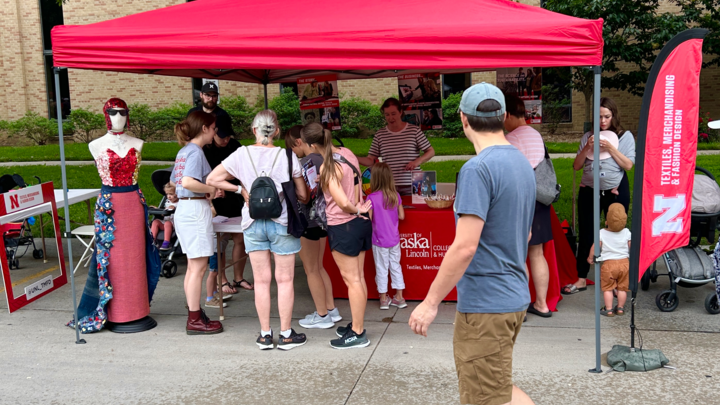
[1,182,68,313]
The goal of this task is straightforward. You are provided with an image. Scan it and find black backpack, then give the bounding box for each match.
[245,147,283,220]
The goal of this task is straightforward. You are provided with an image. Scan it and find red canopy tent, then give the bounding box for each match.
[51,0,603,82]
[50,0,607,371]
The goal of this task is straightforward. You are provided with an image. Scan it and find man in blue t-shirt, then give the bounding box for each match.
[409,83,536,405]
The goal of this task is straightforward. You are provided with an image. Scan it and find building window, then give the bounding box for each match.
[192,78,203,107]
[442,73,471,98]
[39,0,70,119]
[541,67,573,123]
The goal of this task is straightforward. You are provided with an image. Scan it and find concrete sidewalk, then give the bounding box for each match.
[1,239,718,404]
[3,149,720,167]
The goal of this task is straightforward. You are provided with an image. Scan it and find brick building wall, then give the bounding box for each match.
[0,0,47,120]
[0,0,718,135]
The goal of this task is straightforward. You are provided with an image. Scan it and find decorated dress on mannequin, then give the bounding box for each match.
[68,98,161,333]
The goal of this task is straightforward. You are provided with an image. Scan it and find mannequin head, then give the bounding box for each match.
[103,98,129,133]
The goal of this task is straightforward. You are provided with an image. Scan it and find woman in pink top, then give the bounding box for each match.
[303,127,373,350]
[504,94,553,318]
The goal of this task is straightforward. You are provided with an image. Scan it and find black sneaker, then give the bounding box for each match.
[330,328,370,350]
[277,329,307,351]
[336,322,352,337]
[256,331,274,350]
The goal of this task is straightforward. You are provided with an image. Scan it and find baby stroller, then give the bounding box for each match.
[1,174,44,270]
[148,168,181,278]
[642,166,720,314]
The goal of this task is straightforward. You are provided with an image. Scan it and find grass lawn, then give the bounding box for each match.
[18,137,720,162]
[5,154,720,240]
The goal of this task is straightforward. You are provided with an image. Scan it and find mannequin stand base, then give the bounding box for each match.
[106,316,157,333]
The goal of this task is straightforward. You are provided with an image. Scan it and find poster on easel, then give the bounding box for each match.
[397,73,443,130]
[298,75,341,131]
[496,67,543,124]
[0,182,67,313]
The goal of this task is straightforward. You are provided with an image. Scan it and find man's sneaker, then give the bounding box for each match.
[336,322,352,337]
[380,295,391,310]
[328,307,342,323]
[299,312,335,329]
[256,332,274,350]
[160,241,172,250]
[205,296,228,308]
[277,329,307,351]
[330,328,370,350]
[390,297,407,309]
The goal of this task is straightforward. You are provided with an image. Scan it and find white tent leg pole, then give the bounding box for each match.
[263,83,268,110]
[590,66,602,373]
[55,67,85,345]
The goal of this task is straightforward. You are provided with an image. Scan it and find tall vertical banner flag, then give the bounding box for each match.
[629,29,708,291]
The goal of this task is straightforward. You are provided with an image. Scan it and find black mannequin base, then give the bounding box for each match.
[106,316,157,333]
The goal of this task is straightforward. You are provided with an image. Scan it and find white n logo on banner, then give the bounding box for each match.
[652,194,686,236]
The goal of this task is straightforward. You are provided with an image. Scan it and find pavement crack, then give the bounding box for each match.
[343,311,394,405]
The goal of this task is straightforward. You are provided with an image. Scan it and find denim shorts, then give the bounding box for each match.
[243,219,301,255]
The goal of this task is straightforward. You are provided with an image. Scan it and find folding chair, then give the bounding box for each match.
[72,225,95,275]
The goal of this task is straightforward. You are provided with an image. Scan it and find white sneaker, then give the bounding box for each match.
[299,312,335,329]
[328,307,342,323]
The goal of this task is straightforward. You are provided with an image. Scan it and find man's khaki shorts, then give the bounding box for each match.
[453,311,525,405]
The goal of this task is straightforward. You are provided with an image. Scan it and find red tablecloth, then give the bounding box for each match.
[324,197,573,311]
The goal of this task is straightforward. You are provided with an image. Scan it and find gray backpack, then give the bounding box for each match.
[535,146,560,206]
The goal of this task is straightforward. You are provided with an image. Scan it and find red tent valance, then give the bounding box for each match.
[52,0,603,83]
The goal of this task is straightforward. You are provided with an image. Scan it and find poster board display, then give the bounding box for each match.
[298,74,341,130]
[411,170,437,204]
[0,182,68,313]
[397,73,443,131]
[497,67,543,124]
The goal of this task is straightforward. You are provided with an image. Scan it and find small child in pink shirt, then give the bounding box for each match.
[367,163,407,309]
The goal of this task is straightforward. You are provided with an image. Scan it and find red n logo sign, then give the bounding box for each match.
[9,194,19,209]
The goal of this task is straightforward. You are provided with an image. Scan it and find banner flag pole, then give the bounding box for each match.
[589,65,602,374]
[628,28,708,349]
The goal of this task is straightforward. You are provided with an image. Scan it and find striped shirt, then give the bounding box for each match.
[368,124,432,186]
[505,125,545,169]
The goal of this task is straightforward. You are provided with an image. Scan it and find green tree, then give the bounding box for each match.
[68,107,105,143]
[6,111,69,145]
[338,97,385,138]
[154,101,193,140]
[268,88,302,132]
[544,0,687,129]
[672,0,720,67]
[220,95,257,138]
[128,103,160,141]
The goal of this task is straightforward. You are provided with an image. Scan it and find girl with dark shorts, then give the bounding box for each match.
[285,123,343,329]
[304,125,373,349]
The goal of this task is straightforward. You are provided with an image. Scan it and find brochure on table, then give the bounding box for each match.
[411,171,437,204]
[298,74,341,131]
[397,72,443,131]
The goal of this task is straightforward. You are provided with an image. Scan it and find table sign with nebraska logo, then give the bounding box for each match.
[323,196,457,300]
[0,182,68,313]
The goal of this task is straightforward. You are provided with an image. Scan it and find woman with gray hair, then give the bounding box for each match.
[207,110,308,350]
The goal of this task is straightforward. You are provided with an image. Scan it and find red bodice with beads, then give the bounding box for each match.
[95,148,141,187]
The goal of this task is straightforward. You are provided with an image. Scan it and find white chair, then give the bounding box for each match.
[72,225,95,275]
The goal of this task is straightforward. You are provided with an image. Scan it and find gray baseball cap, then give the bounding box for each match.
[458,82,506,117]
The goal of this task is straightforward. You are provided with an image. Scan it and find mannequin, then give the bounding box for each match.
[69,98,160,334]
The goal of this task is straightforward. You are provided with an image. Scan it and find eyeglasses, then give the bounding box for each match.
[107,109,128,117]
[203,94,219,99]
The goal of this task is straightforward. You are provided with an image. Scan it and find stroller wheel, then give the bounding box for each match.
[162,261,178,278]
[705,293,720,315]
[641,271,651,291]
[33,249,44,259]
[650,269,659,283]
[7,260,13,270]
[656,290,679,312]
